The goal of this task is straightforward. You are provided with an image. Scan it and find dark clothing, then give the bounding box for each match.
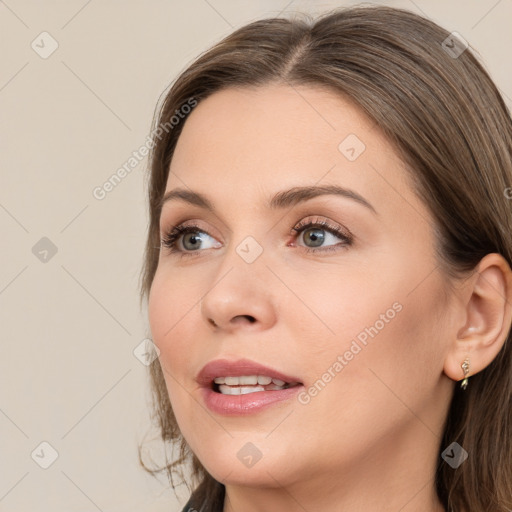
[180,497,198,511]
[180,498,197,512]
[180,481,225,511]
[181,497,218,512]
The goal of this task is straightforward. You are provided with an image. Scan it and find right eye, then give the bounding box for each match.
[161,222,221,256]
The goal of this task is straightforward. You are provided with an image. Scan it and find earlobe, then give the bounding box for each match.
[443,253,512,386]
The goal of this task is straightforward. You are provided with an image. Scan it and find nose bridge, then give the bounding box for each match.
[214,216,270,277]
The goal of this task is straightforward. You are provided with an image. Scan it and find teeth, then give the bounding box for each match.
[218,385,266,395]
[213,375,288,386]
[213,375,297,395]
[226,375,257,385]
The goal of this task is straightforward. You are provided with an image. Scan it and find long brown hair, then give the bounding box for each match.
[138,5,512,511]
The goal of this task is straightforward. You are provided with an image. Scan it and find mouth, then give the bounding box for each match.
[197,358,303,395]
[211,375,302,395]
[197,358,304,415]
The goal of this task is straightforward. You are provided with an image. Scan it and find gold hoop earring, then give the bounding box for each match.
[460,357,470,390]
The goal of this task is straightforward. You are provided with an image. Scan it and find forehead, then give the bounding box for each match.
[165,84,423,221]
[171,84,377,169]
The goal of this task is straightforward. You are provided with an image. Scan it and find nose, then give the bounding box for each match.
[200,257,277,333]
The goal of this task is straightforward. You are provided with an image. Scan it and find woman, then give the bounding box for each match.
[139,5,512,511]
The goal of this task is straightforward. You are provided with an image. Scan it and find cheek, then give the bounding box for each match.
[147,274,172,349]
[354,283,446,405]
[147,272,203,426]
[292,281,447,460]
[298,262,448,403]
[147,270,196,369]
[282,265,402,356]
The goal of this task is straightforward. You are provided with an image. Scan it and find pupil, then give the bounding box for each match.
[305,228,324,247]
[184,233,201,250]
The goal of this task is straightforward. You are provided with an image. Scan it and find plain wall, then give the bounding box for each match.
[1,1,511,511]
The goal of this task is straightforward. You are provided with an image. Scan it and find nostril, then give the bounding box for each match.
[234,315,256,323]
[209,315,256,327]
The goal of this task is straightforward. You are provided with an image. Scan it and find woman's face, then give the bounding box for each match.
[148,84,458,496]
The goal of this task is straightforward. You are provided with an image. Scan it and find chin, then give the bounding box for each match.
[206,459,290,488]
[190,441,298,488]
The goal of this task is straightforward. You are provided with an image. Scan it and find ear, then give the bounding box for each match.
[444,253,512,383]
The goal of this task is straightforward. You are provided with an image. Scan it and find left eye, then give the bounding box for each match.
[291,220,353,252]
[296,225,343,248]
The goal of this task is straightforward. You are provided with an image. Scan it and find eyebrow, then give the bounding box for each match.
[159,184,377,215]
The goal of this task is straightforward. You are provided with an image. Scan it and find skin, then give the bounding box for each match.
[148,84,512,512]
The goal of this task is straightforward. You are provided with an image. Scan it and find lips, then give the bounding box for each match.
[196,358,303,390]
[197,358,304,415]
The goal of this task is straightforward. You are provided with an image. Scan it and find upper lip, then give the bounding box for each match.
[196,358,302,387]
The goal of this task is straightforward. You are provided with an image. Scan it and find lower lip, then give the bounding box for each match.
[201,385,304,416]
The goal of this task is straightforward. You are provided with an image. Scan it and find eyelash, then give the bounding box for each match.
[160,218,353,258]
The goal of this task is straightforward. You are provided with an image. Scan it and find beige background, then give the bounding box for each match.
[0,1,510,511]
